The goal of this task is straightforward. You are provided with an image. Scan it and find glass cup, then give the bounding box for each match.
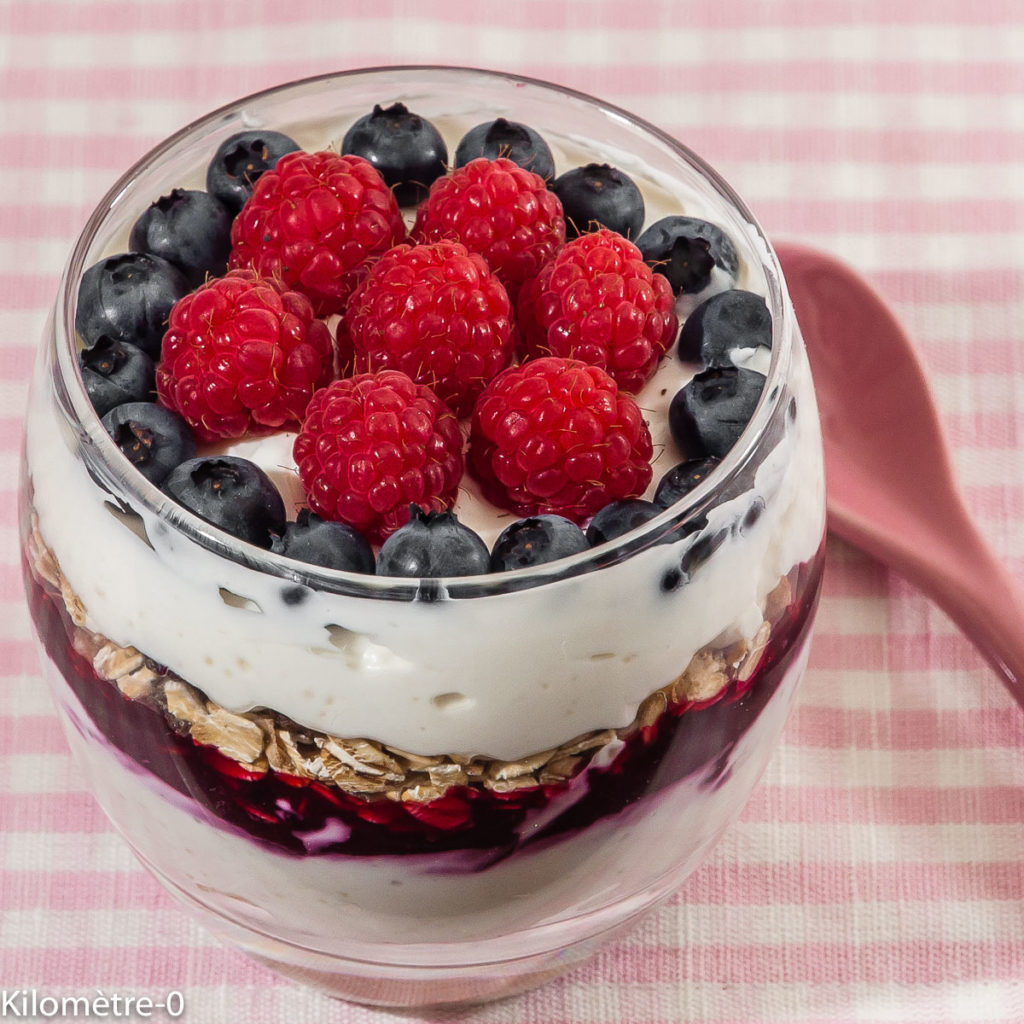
[19,66,826,1008]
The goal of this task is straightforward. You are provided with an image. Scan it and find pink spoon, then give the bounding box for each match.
[773,240,1024,708]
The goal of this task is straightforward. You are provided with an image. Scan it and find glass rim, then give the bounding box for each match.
[52,63,793,599]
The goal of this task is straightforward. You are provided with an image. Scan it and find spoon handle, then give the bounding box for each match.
[832,503,1024,711]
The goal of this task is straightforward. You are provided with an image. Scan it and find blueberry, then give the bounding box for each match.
[679,527,729,578]
[206,129,300,215]
[101,401,196,486]
[75,252,191,359]
[551,164,645,239]
[636,216,739,297]
[660,566,683,593]
[129,188,233,289]
[652,458,722,541]
[586,499,661,546]
[271,509,375,574]
[454,118,555,179]
[79,337,156,417]
[653,457,721,508]
[677,290,772,366]
[377,506,489,578]
[669,367,766,459]
[341,102,447,206]
[163,456,286,548]
[737,498,766,535]
[490,515,589,572]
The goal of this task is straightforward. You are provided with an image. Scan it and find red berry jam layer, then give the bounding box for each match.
[24,521,823,863]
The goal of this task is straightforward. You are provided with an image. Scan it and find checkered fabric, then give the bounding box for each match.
[2,2,1024,1021]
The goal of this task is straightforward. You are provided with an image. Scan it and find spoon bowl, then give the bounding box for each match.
[774,240,1024,706]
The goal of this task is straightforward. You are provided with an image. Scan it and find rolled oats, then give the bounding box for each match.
[560,729,617,756]
[400,783,445,804]
[116,664,159,700]
[634,690,667,730]
[676,649,729,703]
[163,679,207,726]
[93,643,145,683]
[427,762,469,788]
[486,775,542,794]
[190,707,266,764]
[488,748,555,782]
[764,575,793,624]
[737,621,771,682]
[540,754,583,785]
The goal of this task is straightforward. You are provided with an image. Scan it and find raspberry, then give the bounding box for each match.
[344,241,514,417]
[517,228,678,393]
[228,150,405,316]
[293,370,464,544]
[412,157,565,299]
[468,356,653,523]
[156,269,333,443]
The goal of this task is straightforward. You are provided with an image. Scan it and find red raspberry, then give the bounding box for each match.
[293,370,464,544]
[228,150,406,316]
[517,228,678,393]
[344,241,514,418]
[468,356,653,523]
[156,269,333,443]
[412,158,565,299]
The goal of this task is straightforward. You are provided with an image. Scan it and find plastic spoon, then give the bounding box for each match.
[773,240,1024,708]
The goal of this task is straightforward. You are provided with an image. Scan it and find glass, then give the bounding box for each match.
[19,66,826,1008]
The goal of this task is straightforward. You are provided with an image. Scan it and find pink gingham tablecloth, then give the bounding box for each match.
[2,2,1024,1021]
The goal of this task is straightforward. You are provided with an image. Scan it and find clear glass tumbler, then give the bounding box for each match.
[19,67,826,1007]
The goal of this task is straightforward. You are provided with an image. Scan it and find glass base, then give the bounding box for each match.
[138,849,649,1009]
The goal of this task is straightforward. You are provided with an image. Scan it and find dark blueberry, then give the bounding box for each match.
[669,367,766,459]
[206,129,300,215]
[586,499,661,546]
[281,585,308,606]
[636,216,739,297]
[101,401,196,486]
[341,102,447,206]
[271,509,375,574]
[162,456,286,548]
[551,164,645,239]
[75,252,191,359]
[679,527,729,578]
[490,515,589,572]
[737,497,766,535]
[454,118,555,179]
[129,188,233,288]
[653,456,721,508]
[660,566,683,592]
[377,506,489,578]
[79,337,155,417]
[677,290,772,367]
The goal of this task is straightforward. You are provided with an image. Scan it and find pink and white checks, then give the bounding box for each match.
[2,2,1024,1021]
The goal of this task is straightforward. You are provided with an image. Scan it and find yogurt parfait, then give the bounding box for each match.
[19,67,826,1007]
